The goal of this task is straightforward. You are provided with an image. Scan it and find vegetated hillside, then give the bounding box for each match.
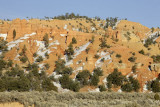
[0,13,160,93]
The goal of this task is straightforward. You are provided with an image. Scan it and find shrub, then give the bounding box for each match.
[27,73,41,91]
[13,29,16,40]
[11,64,21,72]
[116,54,121,58]
[59,74,73,89]
[44,63,50,70]
[43,33,49,48]
[42,78,57,91]
[76,70,91,86]
[86,28,89,33]
[91,36,95,43]
[94,54,100,59]
[120,76,140,92]
[65,43,74,60]
[150,79,160,92]
[85,48,90,54]
[61,67,73,75]
[154,93,160,100]
[0,59,7,70]
[0,79,5,91]
[124,33,131,41]
[100,58,105,62]
[144,37,155,48]
[107,68,125,87]
[6,70,18,77]
[107,81,112,89]
[36,56,43,62]
[17,70,24,77]
[93,67,103,76]
[54,59,73,75]
[22,45,27,54]
[0,62,60,92]
[86,57,88,62]
[72,37,77,44]
[59,74,80,92]
[119,60,122,63]
[54,59,65,74]
[69,80,80,92]
[7,59,13,67]
[33,53,37,57]
[39,70,47,79]
[45,52,49,59]
[19,52,23,56]
[132,65,137,73]
[0,39,8,52]
[32,67,39,77]
[99,85,106,92]
[90,67,103,86]
[90,74,99,86]
[28,63,39,71]
[18,76,30,92]
[151,55,160,63]
[66,43,74,55]
[79,27,82,32]
[7,78,19,91]
[151,27,155,33]
[99,38,110,48]
[105,17,118,28]
[128,56,136,62]
[115,39,119,42]
[20,56,28,63]
[67,55,73,61]
[139,49,145,55]
[127,31,131,36]
[132,52,135,56]
[129,76,140,92]
[121,83,133,92]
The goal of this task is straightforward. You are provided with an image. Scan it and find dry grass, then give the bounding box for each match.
[0,91,160,107]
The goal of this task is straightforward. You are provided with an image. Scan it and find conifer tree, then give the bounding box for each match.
[13,29,16,40]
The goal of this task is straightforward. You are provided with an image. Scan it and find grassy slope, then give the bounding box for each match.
[0,91,159,107]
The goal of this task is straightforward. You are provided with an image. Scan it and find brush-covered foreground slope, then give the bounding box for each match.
[0,18,160,92]
[0,91,160,107]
